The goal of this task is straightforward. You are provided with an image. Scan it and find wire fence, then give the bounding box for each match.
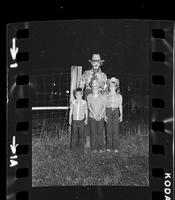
[31,68,149,138]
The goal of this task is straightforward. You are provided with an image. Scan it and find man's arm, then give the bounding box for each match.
[100,73,107,90]
[79,71,86,89]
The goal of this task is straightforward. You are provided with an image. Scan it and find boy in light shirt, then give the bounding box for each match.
[69,88,88,150]
[87,80,106,152]
[105,77,123,152]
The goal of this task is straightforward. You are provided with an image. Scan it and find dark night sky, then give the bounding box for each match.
[31,20,149,76]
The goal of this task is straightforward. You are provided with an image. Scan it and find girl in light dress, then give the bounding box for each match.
[105,77,123,152]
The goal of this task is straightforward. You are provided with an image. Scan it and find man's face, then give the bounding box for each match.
[91,61,101,70]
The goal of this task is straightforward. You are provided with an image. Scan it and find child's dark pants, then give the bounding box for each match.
[89,117,105,150]
[106,107,120,150]
[70,119,85,150]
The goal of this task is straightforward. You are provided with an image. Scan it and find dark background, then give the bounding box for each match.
[4,0,175,23]
[31,20,149,76]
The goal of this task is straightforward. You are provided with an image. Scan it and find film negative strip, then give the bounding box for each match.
[6,20,174,200]
[150,22,174,200]
[7,22,31,200]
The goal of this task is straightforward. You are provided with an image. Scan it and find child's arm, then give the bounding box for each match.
[84,102,88,125]
[96,105,106,119]
[96,96,106,120]
[104,95,108,122]
[88,104,96,119]
[69,103,73,125]
[119,95,123,122]
[87,95,96,119]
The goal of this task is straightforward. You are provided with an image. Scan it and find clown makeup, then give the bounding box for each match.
[91,61,101,71]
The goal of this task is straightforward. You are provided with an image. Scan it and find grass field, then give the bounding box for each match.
[32,130,149,187]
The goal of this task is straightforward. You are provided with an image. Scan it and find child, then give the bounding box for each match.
[69,88,88,150]
[105,77,123,152]
[87,80,106,152]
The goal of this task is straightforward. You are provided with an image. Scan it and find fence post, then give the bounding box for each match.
[70,66,82,104]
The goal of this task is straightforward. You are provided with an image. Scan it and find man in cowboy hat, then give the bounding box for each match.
[79,53,107,149]
[79,53,107,99]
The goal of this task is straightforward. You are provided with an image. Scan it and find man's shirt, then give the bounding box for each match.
[87,93,106,119]
[70,99,87,120]
[79,68,107,91]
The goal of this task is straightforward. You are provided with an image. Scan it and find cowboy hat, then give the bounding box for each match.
[88,54,105,63]
[108,77,120,86]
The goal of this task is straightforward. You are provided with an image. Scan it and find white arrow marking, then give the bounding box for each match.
[10,160,18,167]
[10,136,18,154]
[10,63,18,68]
[10,38,19,60]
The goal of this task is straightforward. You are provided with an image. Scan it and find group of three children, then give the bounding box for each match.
[69,77,123,153]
